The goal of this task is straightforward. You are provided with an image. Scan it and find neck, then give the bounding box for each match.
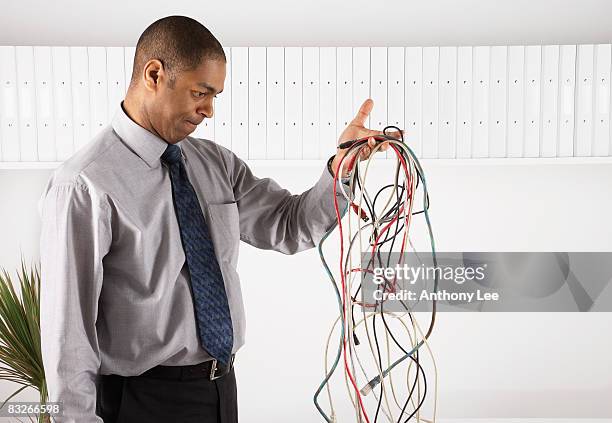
[123,88,167,143]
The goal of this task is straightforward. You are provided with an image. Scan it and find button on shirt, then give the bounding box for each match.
[38,102,351,422]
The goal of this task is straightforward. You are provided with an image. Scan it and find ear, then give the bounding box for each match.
[142,59,164,92]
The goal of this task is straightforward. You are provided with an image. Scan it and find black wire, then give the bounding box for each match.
[372,314,383,423]
[398,344,428,423]
[338,127,432,421]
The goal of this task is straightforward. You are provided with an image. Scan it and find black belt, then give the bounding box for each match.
[139,354,235,381]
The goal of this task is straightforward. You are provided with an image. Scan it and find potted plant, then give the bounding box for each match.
[0,259,50,423]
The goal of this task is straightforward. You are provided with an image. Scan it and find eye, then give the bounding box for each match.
[192,91,206,98]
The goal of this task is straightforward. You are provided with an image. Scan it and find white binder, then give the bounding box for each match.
[524,45,542,157]
[284,47,302,160]
[214,47,232,151]
[16,46,37,161]
[370,47,388,160]
[106,47,125,122]
[71,47,91,151]
[507,46,525,157]
[88,47,108,140]
[576,44,594,157]
[558,45,576,157]
[353,47,370,129]
[336,47,352,139]
[319,47,336,159]
[248,47,266,159]
[472,46,490,158]
[302,47,319,159]
[541,45,560,158]
[231,47,249,159]
[0,46,19,161]
[422,47,439,159]
[387,47,405,159]
[456,46,473,158]
[489,46,507,158]
[405,47,423,157]
[266,47,284,159]
[34,46,56,162]
[593,44,611,157]
[438,46,457,159]
[52,46,74,161]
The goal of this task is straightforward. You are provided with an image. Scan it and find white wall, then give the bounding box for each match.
[0,0,611,46]
[235,161,612,421]
[1,0,611,421]
[1,162,611,421]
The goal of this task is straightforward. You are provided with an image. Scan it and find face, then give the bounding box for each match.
[141,57,226,143]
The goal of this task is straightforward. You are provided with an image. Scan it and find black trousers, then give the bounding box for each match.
[95,363,238,423]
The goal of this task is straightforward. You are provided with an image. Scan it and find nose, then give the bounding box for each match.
[196,99,214,119]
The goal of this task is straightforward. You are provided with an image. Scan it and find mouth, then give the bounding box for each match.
[185,120,198,128]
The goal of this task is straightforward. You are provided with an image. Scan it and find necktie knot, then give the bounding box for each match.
[161,144,183,165]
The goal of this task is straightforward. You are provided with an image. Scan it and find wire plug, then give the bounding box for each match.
[351,203,369,222]
[360,377,379,396]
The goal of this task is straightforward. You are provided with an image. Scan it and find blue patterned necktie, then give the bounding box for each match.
[161,143,233,365]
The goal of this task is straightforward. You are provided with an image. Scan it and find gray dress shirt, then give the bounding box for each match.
[37,102,351,422]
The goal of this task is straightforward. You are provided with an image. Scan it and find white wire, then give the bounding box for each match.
[320,138,438,422]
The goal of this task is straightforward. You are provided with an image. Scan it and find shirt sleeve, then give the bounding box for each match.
[38,181,111,423]
[225,150,353,255]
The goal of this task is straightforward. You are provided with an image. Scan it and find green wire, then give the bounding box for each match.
[313,200,348,423]
[312,137,438,422]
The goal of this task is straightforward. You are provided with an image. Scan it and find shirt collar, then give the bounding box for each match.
[111,101,187,168]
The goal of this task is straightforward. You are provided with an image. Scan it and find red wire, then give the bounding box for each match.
[332,150,371,423]
[367,144,412,294]
[330,141,414,422]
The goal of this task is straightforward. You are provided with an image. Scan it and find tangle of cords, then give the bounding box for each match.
[313,126,439,423]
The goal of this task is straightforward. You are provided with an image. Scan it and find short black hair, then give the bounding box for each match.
[130,15,226,87]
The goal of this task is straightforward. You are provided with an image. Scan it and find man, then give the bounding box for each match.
[38,15,397,423]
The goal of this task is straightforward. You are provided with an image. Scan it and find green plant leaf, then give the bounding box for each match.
[0,256,47,417]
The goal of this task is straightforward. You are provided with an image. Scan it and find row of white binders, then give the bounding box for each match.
[0,45,611,162]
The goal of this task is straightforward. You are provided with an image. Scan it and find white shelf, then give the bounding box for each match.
[247,157,612,167]
[0,161,63,170]
[2,157,612,170]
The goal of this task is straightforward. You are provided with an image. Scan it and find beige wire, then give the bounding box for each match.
[322,139,438,422]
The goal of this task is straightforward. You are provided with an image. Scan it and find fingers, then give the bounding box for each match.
[342,127,401,161]
[343,136,392,165]
[351,98,374,127]
[360,146,370,160]
[365,128,403,141]
[360,136,385,159]
[367,136,392,151]
[387,129,403,139]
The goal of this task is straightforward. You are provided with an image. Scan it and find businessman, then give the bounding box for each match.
[38,15,396,423]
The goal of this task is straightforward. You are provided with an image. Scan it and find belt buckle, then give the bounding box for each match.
[209,354,235,381]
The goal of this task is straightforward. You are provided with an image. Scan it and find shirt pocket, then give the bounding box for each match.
[206,201,240,268]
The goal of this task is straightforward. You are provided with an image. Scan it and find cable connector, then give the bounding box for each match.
[351,203,369,222]
[360,376,380,396]
[338,134,391,149]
